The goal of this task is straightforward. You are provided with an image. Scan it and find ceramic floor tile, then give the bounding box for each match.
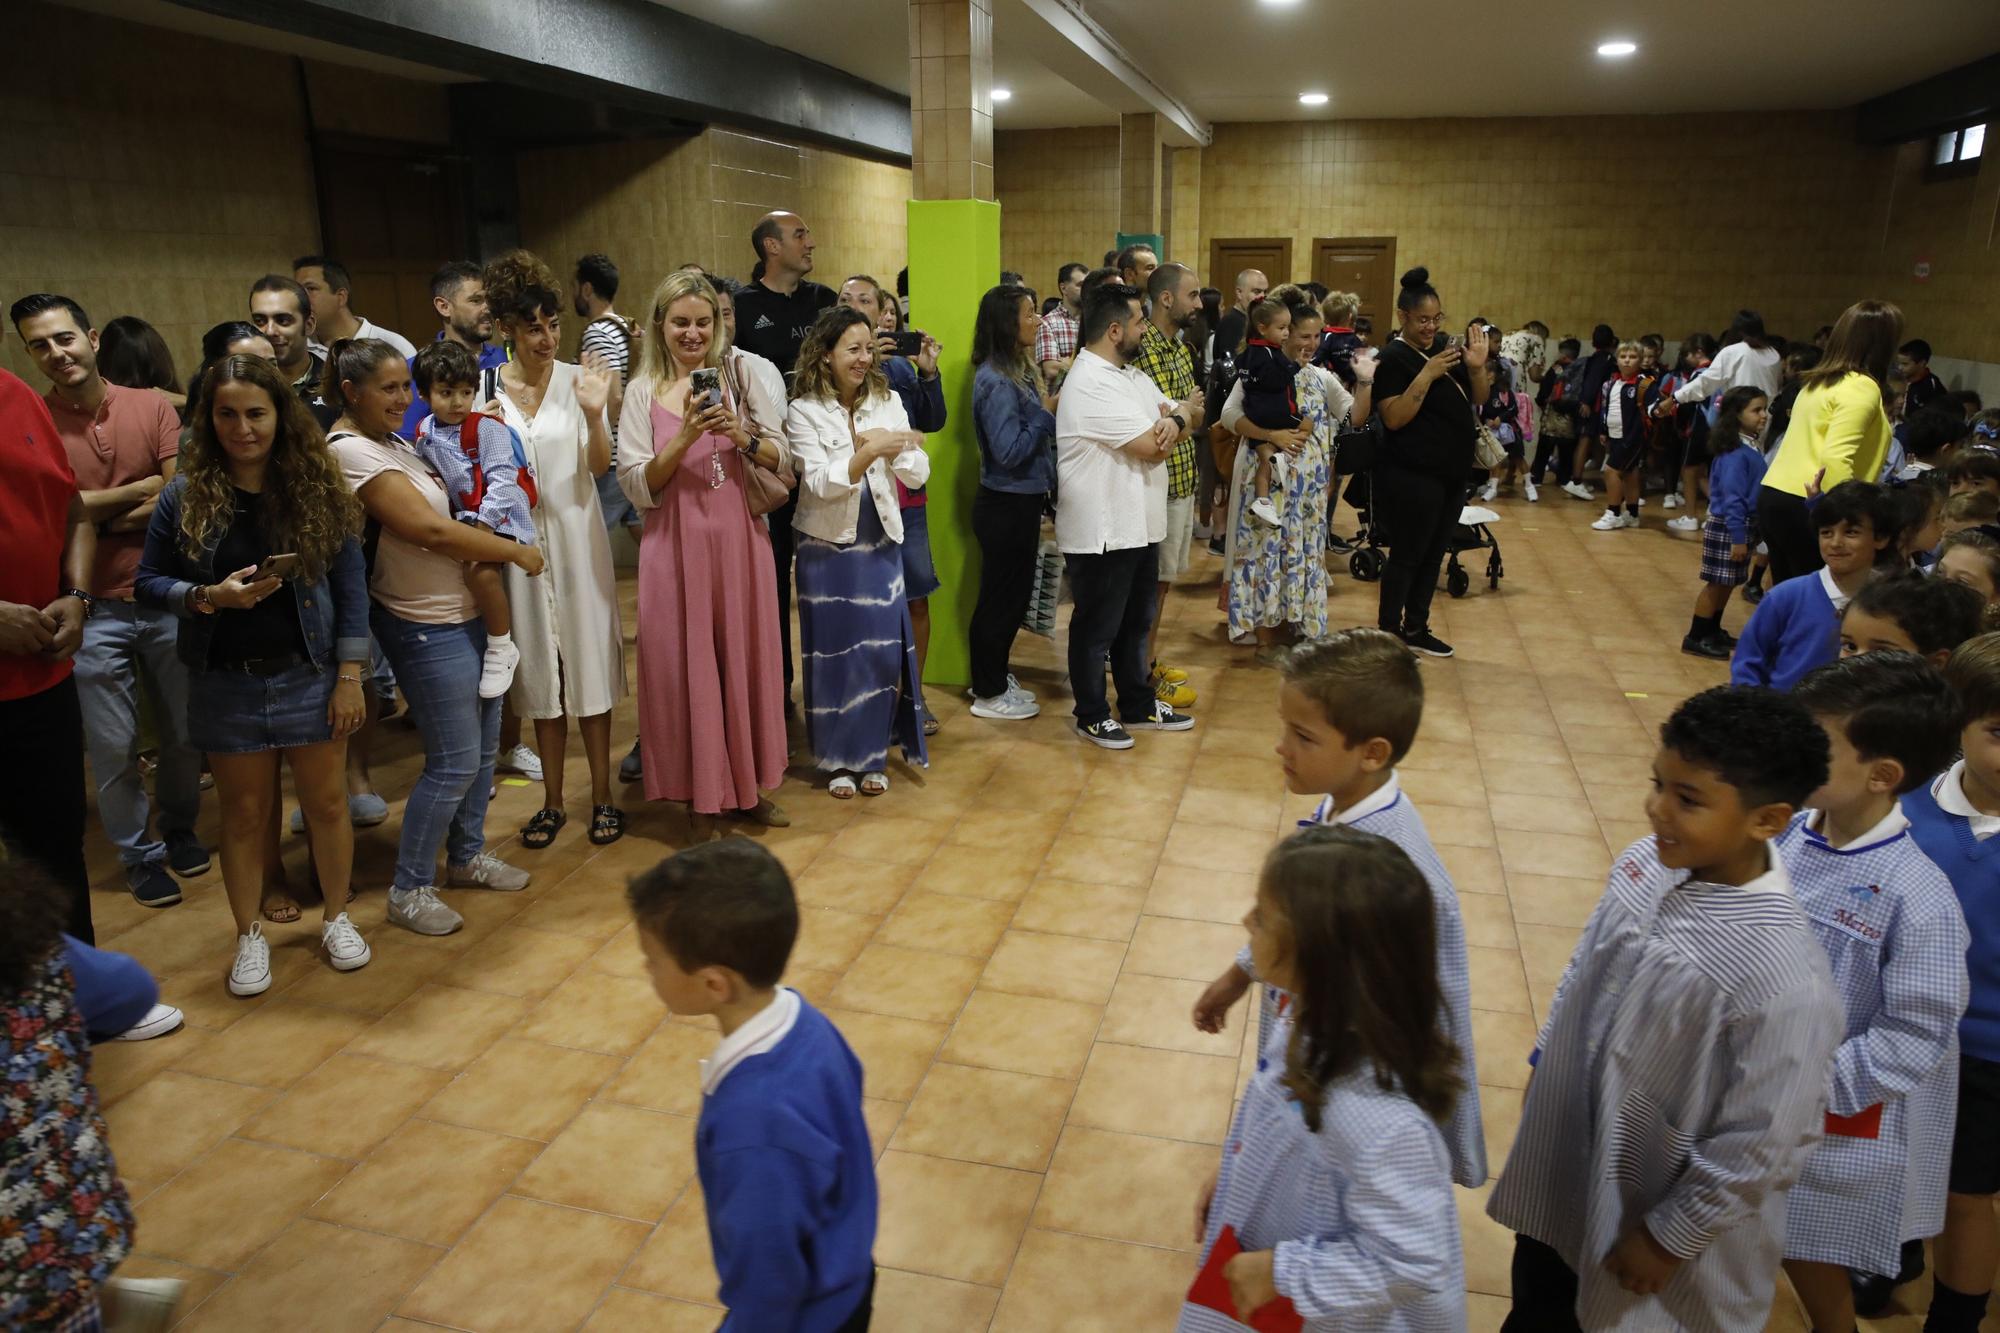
[1143,862,1257,925]
[913,840,1048,901]
[829,941,984,1023]
[873,1149,1041,1285]
[868,1267,1002,1333]
[789,906,884,970]
[1009,875,1146,940]
[1068,1042,1238,1143]
[875,889,1015,955]
[516,969,665,1054]
[1480,760,1585,798]
[435,924,600,997]
[1466,944,1533,1014]
[176,1219,440,1333]
[795,854,924,914]
[827,813,951,865]
[342,985,533,1072]
[169,998,375,1089]
[579,1289,723,1333]
[511,1102,698,1220]
[310,1118,542,1246]
[938,989,1104,1080]
[1121,915,1245,982]
[420,1036,621,1139]
[890,1061,1075,1171]
[99,1070,275,1183]
[1040,831,1162,888]
[1032,1124,1220,1250]
[821,1009,949,1100]
[1098,973,1243,1058]
[990,1227,1196,1333]
[618,1188,718,1303]
[601,1022,713,1116]
[398,1195,649,1333]
[1506,871,1605,928]
[981,929,1126,1004]
[1494,826,1611,880]
[135,1138,351,1270]
[238,1053,452,1161]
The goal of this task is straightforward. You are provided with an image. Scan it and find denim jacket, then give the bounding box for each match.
[134,476,370,672]
[972,361,1056,494]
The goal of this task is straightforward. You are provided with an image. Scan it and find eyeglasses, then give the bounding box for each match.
[1408,311,1445,328]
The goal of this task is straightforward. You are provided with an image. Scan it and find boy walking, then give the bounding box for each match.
[628,841,877,1331]
[1488,685,1842,1331]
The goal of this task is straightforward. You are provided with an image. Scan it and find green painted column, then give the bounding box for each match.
[907,198,1001,689]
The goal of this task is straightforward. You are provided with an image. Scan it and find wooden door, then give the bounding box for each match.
[1207,237,1293,293]
[1312,237,1396,329]
[313,142,471,341]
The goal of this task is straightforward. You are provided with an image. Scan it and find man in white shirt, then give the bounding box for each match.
[294,254,417,359]
[1056,283,1200,750]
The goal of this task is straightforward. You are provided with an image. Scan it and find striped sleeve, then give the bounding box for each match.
[1828,896,1969,1117]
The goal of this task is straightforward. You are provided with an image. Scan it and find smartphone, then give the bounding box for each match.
[253,553,301,582]
[689,367,722,411]
[892,330,925,358]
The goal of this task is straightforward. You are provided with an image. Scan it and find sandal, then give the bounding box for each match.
[588,804,625,845]
[521,807,567,849]
[860,772,890,796]
[922,714,941,737]
[828,775,858,800]
[261,892,301,924]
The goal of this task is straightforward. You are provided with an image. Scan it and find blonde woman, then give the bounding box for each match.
[616,271,791,831]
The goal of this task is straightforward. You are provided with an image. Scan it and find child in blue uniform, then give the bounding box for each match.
[1906,632,2000,1333]
[1179,824,1465,1332]
[1681,386,1769,659]
[1777,655,1970,1333]
[1731,480,1896,689]
[626,841,876,1332]
[1193,628,1485,1187]
[1836,567,1985,667]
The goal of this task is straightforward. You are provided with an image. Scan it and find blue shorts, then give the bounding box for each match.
[596,466,639,531]
[900,503,940,600]
[187,659,335,754]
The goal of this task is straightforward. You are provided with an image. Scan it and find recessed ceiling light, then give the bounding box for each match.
[1596,40,1637,57]
[1261,0,1303,6]
[990,88,1012,102]
[1298,92,1329,106]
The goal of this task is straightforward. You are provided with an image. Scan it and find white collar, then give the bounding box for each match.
[700,988,801,1095]
[1818,565,1855,612]
[1686,842,1789,894]
[1934,761,2000,838]
[1802,801,1910,852]
[1311,771,1402,827]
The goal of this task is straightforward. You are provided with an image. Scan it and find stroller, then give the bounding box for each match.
[1339,470,1505,599]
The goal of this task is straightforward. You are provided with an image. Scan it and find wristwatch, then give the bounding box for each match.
[1168,411,1187,433]
[60,587,95,615]
[189,584,217,615]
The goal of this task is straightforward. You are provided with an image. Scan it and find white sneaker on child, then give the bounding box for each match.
[1591,511,1624,531]
[479,635,520,699]
[1667,514,1700,531]
[1249,496,1281,527]
[1524,479,1539,502]
[1662,491,1684,510]
[1480,480,1499,502]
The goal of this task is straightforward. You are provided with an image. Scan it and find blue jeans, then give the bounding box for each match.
[64,934,159,1041]
[74,600,200,881]
[371,608,499,891]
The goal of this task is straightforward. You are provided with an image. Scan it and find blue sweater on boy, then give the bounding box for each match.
[697,991,877,1332]
[1905,769,2000,1063]
[1730,567,1845,691]
[1707,441,1769,546]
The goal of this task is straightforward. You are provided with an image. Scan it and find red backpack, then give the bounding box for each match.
[449,410,539,512]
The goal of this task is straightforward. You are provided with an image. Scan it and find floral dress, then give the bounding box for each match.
[1227,364,1349,639]
[2,953,133,1330]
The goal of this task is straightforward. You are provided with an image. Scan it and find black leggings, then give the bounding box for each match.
[1756,484,1821,586]
[1372,466,1459,636]
[0,677,92,943]
[968,487,1045,699]
[1498,1234,1582,1333]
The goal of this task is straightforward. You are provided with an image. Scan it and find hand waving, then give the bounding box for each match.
[575,351,615,418]
[1461,323,1490,370]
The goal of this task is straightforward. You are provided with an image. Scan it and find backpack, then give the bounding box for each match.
[433,408,538,512]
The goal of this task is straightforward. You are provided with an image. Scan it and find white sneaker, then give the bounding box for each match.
[1005,673,1036,703]
[1591,511,1623,531]
[1561,481,1594,501]
[387,885,464,935]
[1523,479,1539,502]
[1662,491,1683,510]
[1667,514,1700,531]
[101,1276,186,1331]
[1249,496,1281,527]
[229,924,271,997]
[321,913,371,971]
[1480,481,1499,502]
[1621,513,1641,528]
[479,636,520,700]
[496,743,543,781]
[112,1002,184,1041]
[969,691,1040,720]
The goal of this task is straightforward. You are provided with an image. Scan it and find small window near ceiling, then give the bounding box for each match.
[1929,122,1986,179]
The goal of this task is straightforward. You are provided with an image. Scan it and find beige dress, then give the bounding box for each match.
[494,359,626,720]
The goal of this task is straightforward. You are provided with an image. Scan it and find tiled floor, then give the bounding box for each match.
[81,487,1996,1331]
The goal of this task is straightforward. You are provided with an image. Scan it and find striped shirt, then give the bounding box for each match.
[1487,838,1842,1332]
[1774,806,1968,1271]
[1178,1020,1466,1332]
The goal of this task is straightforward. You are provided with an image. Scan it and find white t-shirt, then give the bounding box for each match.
[1673,341,1782,404]
[310,317,417,361]
[1054,348,1172,554]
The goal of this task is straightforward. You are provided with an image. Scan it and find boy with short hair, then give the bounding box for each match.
[1777,655,1970,1333]
[410,339,536,698]
[1897,405,1972,482]
[1901,338,1946,416]
[1731,480,1895,690]
[1946,442,2000,499]
[627,841,878,1332]
[1590,341,1660,531]
[1191,627,1486,1187]
[1488,685,1842,1332]
[1942,488,2000,539]
[1905,632,2000,1333]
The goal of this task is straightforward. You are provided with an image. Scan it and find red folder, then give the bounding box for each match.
[1824,1103,1883,1139]
[1186,1225,1305,1332]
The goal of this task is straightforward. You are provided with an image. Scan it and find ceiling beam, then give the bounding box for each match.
[999,0,1210,147]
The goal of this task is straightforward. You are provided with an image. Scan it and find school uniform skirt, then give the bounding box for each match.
[795,500,929,776]
[1699,516,1752,587]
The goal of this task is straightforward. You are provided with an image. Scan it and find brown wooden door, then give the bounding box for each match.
[1312,237,1396,329]
[314,142,470,342]
[1207,237,1293,293]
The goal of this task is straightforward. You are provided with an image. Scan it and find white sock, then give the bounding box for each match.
[486,632,513,650]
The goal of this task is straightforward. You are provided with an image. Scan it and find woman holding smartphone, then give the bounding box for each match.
[136,354,373,996]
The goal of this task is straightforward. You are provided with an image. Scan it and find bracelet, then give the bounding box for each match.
[337,673,362,684]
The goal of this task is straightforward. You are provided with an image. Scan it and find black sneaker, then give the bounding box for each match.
[1206,535,1225,556]
[1078,718,1135,750]
[619,739,643,782]
[1680,633,1731,660]
[165,830,210,878]
[1128,700,1196,732]
[1741,582,1764,604]
[1402,629,1454,658]
[1326,532,1356,554]
[130,861,183,909]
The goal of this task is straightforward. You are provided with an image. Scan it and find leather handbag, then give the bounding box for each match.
[721,354,795,517]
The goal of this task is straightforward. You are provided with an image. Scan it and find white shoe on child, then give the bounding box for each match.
[1524,479,1539,502]
[479,635,520,699]
[1480,481,1499,502]
[1249,496,1281,527]
[1667,514,1700,531]
[1662,491,1684,510]
[1591,511,1623,531]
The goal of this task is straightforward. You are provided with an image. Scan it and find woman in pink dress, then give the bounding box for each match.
[615,271,792,832]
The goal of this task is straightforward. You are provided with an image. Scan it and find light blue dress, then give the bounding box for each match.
[1227,365,1342,640]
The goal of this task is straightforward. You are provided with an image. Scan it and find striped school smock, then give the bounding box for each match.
[1485,838,1842,1332]
[1774,806,1968,1271]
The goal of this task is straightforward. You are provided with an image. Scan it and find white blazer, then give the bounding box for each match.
[785,389,930,544]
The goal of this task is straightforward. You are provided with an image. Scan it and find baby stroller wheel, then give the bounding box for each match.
[1446,562,1470,599]
[1350,548,1383,582]
[1488,549,1504,589]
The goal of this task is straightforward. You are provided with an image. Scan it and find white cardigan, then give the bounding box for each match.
[615,348,791,512]
[785,389,930,544]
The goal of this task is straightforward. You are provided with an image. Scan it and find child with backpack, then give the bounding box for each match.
[411,339,540,698]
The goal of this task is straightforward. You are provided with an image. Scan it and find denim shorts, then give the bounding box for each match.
[186,660,335,754]
[900,503,940,600]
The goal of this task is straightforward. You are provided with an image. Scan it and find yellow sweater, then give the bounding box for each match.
[1762,371,1892,498]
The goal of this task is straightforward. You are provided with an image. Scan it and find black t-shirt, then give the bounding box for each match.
[291,353,340,430]
[1214,308,1249,361]
[208,488,309,666]
[1372,334,1477,482]
[731,278,837,385]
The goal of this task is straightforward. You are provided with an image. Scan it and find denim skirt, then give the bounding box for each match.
[187,659,335,754]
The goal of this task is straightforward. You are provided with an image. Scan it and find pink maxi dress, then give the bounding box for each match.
[636,402,789,813]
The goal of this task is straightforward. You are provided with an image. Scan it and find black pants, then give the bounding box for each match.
[969,487,1044,700]
[830,1270,875,1332]
[770,490,801,693]
[1064,544,1158,726]
[1531,421,1574,485]
[1499,1234,1582,1333]
[1373,466,1458,637]
[1756,484,1820,586]
[0,676,93,943]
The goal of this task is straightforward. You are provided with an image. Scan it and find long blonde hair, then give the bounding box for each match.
[635,270,724,393]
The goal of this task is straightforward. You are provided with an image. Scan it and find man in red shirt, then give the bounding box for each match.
[12,294,206,910]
